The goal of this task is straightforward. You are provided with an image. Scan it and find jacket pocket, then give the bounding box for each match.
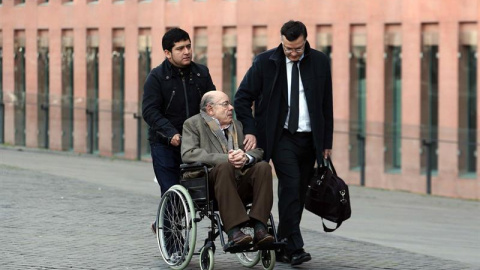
[165,90,176,114]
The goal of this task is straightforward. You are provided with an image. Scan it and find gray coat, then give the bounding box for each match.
[181,114,263,167]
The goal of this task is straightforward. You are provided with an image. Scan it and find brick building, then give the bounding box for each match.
[0,0,479,199]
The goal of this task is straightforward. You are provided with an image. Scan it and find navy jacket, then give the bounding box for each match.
[142,59,216,144]
[234,41,333,161]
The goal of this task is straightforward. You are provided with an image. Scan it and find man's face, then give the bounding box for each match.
[281,35,306,62]
[208,93,234,126]
[165,39,192,68]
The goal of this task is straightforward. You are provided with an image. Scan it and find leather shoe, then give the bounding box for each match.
[253,227,274,247]
[275,247,290,263]
[290,249,311,266]
[228,230,253,246]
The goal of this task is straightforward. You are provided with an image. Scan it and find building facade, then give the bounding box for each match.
[1,0,479,199]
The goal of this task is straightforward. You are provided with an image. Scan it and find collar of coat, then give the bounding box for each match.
[160,58,203,80]
[269,40,312,64]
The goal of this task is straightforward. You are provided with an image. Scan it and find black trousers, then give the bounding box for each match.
[272,129,315,254]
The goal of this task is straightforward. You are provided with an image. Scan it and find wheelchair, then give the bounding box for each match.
[154,162,284,270]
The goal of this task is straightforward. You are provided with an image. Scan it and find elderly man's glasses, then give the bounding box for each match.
[211,101,231,108]
[282,41,306,54]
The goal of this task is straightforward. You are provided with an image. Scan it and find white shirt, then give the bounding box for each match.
[284,56,311,132]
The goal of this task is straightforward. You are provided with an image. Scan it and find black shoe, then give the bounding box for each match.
[275,248,290,263]
[290,249,311,266]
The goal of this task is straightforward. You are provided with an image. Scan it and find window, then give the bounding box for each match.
[38,30,49,149]
[384,25,402,171]
[194,27,208,66]
[86,29,99,154]
[222,27,237,102]
[138,28,151,158]
[112,28,125,155]
[252,26,267,58]
[0,31,3,144]
[420,24,439,173]
[458,23,477,176]
[349,25,367,170]
[14,30,26,146]
[61,29,74,151]
[316,25,332,61]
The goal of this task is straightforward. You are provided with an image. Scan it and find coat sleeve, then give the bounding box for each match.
[234,57,263,136]
[322,56,334,150]
[142,69,178,138]
[181,117,228,166]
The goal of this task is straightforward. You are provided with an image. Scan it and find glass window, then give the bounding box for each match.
[38,30,49,149]
[252,26,267,59]
[384,25,402,172]
[458,23,477,176]
[420,24,439,173]
[112,29,125,155]
[61,30,74,151]
[222,27,237,102]
[138,28,151,158]
[14,31,26,146]
[316,25,332,61]
[194,27,208,66]
[87,29,99,154]
[0,31,3,144]
[349,26,367,170]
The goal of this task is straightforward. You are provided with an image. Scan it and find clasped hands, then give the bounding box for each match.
[228,149,248,169]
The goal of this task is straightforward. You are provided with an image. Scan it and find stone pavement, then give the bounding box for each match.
[1,146,479,270]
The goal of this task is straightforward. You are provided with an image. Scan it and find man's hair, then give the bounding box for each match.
[280,20,308,41]
[200,92,215,112]
[162,28,190,51]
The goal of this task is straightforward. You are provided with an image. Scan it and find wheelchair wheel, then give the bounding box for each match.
[199,246,214,270]
[156,185,197,270]
[235,226,260,267]
[260,249,275,270]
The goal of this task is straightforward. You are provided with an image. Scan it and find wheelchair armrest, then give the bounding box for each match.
[180,162,210,173]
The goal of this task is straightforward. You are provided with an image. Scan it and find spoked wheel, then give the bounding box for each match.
[260,249,275,270]
[199,246,214,270]
[235,225,260,267]
[156,185,197,270]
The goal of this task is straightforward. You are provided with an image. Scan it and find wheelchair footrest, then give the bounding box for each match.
[223,241,286,253]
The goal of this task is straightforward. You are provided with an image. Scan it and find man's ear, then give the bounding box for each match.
[164,49,171,60]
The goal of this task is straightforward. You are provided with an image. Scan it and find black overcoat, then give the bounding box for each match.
[234,41,333,162]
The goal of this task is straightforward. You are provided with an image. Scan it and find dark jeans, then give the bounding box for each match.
[150,142,182,195]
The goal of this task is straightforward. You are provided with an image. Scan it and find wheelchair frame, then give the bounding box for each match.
[154,162,283,270]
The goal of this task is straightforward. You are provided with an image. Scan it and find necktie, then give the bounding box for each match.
[288,61,299,134]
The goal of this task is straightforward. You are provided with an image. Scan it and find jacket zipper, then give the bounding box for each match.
[182,77,189,117]
[165,90,175,113]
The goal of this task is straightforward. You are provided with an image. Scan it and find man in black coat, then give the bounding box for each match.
[234,20,333,266]
[142,28,215,233]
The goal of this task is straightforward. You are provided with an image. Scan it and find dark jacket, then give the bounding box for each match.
[234,41,333,162]
[142,59,216,144]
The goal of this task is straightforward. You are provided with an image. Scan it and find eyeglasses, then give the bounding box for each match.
[211,101,231,108]
[282,41,306,54]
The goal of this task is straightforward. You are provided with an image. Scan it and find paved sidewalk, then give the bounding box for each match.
[1,146,479,270]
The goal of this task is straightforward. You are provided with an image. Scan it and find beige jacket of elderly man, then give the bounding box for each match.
[181,90,274,248]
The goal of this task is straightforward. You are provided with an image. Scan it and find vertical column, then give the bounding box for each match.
[124,22,139,160]
[2,28,15,145]
[98,24,112,156]
[236,24,252,89]
[208,25,222,92]
[365,6,386,188]
[49,27,62,151]
[25,26,38,148]
[74,26,87,153]
[401,0,422,189]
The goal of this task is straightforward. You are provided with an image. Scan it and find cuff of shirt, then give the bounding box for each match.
[245,154,255,165]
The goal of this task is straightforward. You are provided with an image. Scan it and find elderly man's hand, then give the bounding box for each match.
[228,149,247,169]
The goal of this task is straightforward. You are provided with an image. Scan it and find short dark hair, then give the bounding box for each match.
[162,28,191,51]
[280,20,308,41]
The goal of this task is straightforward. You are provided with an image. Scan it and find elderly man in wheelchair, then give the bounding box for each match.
[182,90,275,246]
[154,91,279,270]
